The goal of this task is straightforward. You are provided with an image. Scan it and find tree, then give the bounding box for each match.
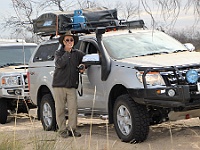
[2,0,78,42]
[1,0,200,41]
[123,1,139,20]
[169,28,200,51]
[2,0,39,42]
[2,0,34,40]
[140,0,200,30]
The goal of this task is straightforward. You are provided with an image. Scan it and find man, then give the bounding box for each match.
[52,31,85,138]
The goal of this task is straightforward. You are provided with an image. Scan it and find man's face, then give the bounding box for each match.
[63,35,74,49]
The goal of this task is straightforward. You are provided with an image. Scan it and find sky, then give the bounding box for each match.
[0,0,199,38]
[0,1,15,38]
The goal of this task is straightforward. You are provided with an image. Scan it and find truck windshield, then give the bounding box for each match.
[102,30,187,59]
[0,45,37,66]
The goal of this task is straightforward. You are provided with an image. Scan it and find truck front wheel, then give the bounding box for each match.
[113,94,149,143]
[40,94,57,131]
[0,100,8,124]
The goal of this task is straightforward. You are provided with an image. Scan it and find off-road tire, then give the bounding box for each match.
[113,94,149,143]
[40,94,57,131]
[0,100,8,124]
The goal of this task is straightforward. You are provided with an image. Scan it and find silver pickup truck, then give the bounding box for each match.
[28,27,200,143]
[0,39,37,124]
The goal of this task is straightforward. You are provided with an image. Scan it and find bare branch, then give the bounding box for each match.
[140,0,199,30]
[37,0,65,11]
[124,1,138,20]
[140,0,156,28]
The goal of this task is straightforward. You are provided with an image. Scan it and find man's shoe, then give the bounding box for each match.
[58,130,68,138]
[68,130,81,137]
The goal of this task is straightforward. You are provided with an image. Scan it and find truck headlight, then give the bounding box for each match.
[1,76,19,87]
[136,72,165,86]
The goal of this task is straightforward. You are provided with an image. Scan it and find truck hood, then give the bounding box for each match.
[119,51,200,67]
[0,65,28,74]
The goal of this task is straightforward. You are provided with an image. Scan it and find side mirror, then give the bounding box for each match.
[184,43,195,52]
[82,54,100,65]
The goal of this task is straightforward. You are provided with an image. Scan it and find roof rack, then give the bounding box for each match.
[0,39,26,43]
[120,20,145,29]
[33,8,145,37]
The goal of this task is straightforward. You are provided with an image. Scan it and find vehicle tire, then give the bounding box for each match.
[40,94,57,131]
[0,100,8,124]
[113,94,149,143]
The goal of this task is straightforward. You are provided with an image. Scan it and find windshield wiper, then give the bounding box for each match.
[173,50,187,53]
[133,51,169,57]
[145,51,169,56]
[0,63,25,68]
[0,64,10,68]
[6,63,25,66]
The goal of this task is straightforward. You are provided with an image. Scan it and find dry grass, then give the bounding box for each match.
[0,91,116,150]
[2,93,200,149]
[2,113,125,150]
[2,113,200,150]
[196,49,200,52]
[0,134,23,150]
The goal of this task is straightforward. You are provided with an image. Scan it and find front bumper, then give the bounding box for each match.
[131,64,200,110]
[128,85,200,110]
[0,86,29,100]
[0,72,29,100]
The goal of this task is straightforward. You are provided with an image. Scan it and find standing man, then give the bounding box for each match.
[52,31,85,138]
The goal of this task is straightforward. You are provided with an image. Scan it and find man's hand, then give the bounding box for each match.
[78,64,85,73]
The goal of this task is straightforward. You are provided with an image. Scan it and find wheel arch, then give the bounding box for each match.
[37,85,53,120]
[108,84,128,124]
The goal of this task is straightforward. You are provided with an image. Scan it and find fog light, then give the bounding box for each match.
[167,89,175,97]
[7,90,15,95]
[15,89,22,95]
[186,69,198,84]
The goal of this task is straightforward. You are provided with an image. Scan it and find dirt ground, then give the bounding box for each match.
[1,114,200,150]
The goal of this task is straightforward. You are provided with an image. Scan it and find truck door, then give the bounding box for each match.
[77,41,106,113]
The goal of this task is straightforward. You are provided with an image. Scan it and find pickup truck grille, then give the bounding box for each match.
[160,65,200,102]
[161,68,200,86]
[136,64,200,101]
[18,74,29,90]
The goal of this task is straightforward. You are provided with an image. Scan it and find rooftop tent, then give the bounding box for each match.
[32,7,118,36]
[32,12,72,36]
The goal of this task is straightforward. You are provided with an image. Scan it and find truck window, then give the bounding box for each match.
[0,45,36,66]
[33,43,59,62]
[85,42,98,54]
[88,43,97,54]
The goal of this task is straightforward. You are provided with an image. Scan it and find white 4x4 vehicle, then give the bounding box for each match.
[28,23,200,143]
[0,39,37,124]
